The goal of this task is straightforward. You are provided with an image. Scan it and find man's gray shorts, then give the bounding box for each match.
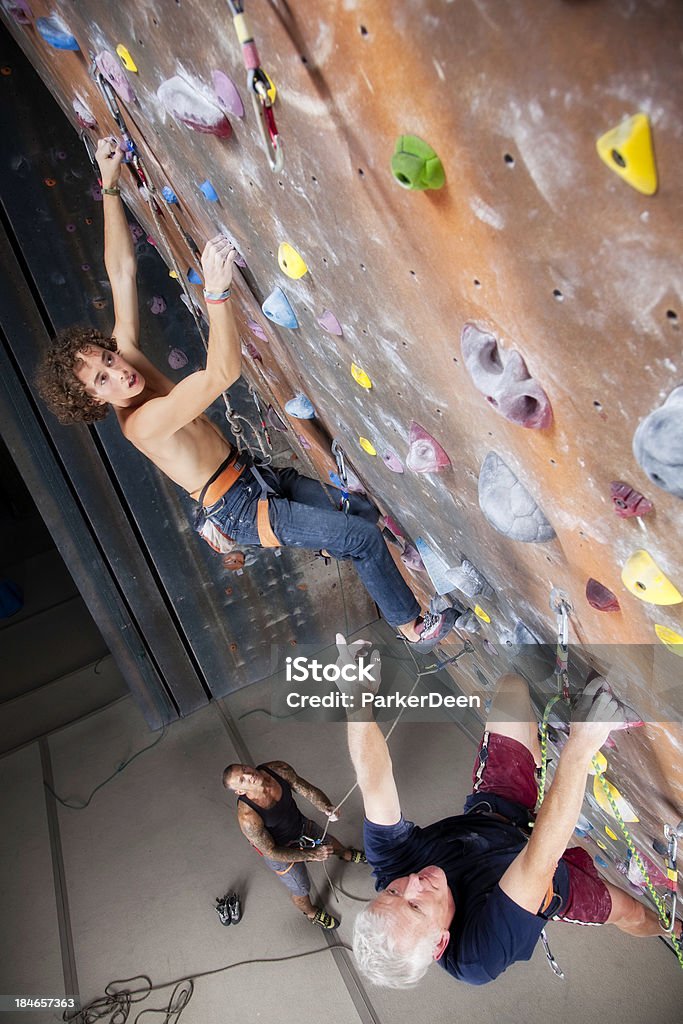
[262,818,326,897]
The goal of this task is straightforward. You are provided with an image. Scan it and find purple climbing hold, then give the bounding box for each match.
[266,405,287,432]
[478,452,555,543]
[298,434,312,450]
[318,309,343,336]
[157,76,231,137]
[610,481,654,518]
[406,422,451,473]
[36,14,79,50]
[212,70,245,118]
[2,0,32,26]
[91,183,103,201]
[401,544,426,572]
[95,51,136,103]
[73,97,97,129]
[149,295,166,315]
[243,339,262,363]
[168,347,188,370]
[285,393,315,419]
[586,578,621,612]
[247,318,268,342]
[199,180,219,201]
[461,323,553,429]
[66,223,76,233]
[381,448,404,473]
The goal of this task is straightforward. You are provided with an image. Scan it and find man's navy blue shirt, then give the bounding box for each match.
[363,810,570,985]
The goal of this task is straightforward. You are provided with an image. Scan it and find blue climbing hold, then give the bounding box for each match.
[199,180,219,202]
[414,538,455,595]
[262,286,299,329]
[161,186,179,204]
[285,393,315,419]
[36,15,80,50]
[595,855,609,869]
[187,268,203,284]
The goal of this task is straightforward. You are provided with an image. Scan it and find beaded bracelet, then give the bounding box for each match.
[203,287,232,304]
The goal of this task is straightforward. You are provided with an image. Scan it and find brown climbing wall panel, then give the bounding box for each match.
[2,1,681,899]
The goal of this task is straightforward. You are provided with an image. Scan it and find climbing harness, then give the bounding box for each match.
[226,0,283,172]
[331,440,351,513]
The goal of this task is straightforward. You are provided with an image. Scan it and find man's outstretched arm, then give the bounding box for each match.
[95,137,140,351]
[267,761,337,817]
[336,636,401,826]
[499,682,627,913]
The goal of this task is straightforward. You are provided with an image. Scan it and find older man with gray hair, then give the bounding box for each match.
[335,636,670,987]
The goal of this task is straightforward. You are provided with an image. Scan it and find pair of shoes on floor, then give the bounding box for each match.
[345,848,367,864]
[215,891,242,926]
[310,907,340,930]
[402,607,458,652]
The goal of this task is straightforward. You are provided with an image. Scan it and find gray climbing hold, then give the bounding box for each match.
[478,452,555,543]
[498,620,540,650]
[632,385,683,499]
[448,559,494,600]
[455,610,481,634]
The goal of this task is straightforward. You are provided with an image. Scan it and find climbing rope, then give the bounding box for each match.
[226,0,283,172]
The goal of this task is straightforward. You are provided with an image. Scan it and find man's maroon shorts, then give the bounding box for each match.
[470,732,613,925]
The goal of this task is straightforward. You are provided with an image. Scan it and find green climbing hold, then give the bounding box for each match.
[391,136,445,191]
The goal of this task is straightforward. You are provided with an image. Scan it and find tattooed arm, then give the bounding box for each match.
[236,802,332,862]
[266,761,337,817]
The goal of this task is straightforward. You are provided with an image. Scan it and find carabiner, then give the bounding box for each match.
[248,68,284,173]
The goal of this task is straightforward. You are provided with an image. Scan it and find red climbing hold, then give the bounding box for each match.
[586,578,621,612]
[461,323,553,429]
[610,481,653,518]
[406,422,451,473]
[157,76,231,137]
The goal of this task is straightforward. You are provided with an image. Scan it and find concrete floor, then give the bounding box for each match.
[1,624,681,1024]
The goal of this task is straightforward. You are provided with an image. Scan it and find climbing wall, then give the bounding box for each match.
[1,0,681,911]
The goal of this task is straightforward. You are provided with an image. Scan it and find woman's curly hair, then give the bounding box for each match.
[36,326,117,425]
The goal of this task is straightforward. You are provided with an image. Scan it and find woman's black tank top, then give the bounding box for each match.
[238,765,305,845]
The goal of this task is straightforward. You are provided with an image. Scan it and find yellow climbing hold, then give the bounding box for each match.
[592,775,639,823]
[621,550,682,606]
[588,750,608,776]
[168,270,179,279]
[605,826,618,841]
[596,113,657,196]
[278,242,308,280]
[595,838,608,851]
[116,44,138,73]
[351,364,373,389]
[474,605,491,623]
[654,623,683,656]
[359,437,377,456]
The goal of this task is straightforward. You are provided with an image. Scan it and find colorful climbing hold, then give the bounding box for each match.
[157,76,231,138]
[596,113,657,196]
[401,544,425,573]
[358,437,377,456]
[115,44,138,73]
[161,186,179,204]
[654,624,683,656]
[262,287,298,328]
[72,97,97,129]
[44,177,56,188]
[460,323,553,429]
[3,1,32,26]
[478,452,555,543]
[318,309,343,336]
[595,840,608,852]
[474,605,491,623]
[285,394,315,419]
[592,775,639,822]
[243,339,262,363]
[187,268,203,285]
[381,448,404,474]
[212,70,245,118]
[605,826,618,841]
[199,180,219,201]
[595,855,609,868]
[278,242,308,279]
[168,270,179,280]
[632,385,683,499]
[621,550,682,605]
[94,51,136,103]
[350,363,373,389]
[297,434,312,450]
[609,480,654,518]
[391,135,445,190]
[36,15,79,50]
[586,578,621,612]
[247,318,268,342]
[414,538,454,595]
[149,296,166,315]
[406,422,451,473]
[329,469,365,494]
[168,347,188,370]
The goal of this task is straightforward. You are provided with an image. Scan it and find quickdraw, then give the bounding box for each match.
[226,0,283,172]
[550,587,572,702]
[331,440,350,514]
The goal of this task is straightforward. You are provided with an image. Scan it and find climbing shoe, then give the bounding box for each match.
[407,607,458,652]
[227,892,242,924]
[215,895,231,926]
[345,848,367,864]
[311,908,340,930]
